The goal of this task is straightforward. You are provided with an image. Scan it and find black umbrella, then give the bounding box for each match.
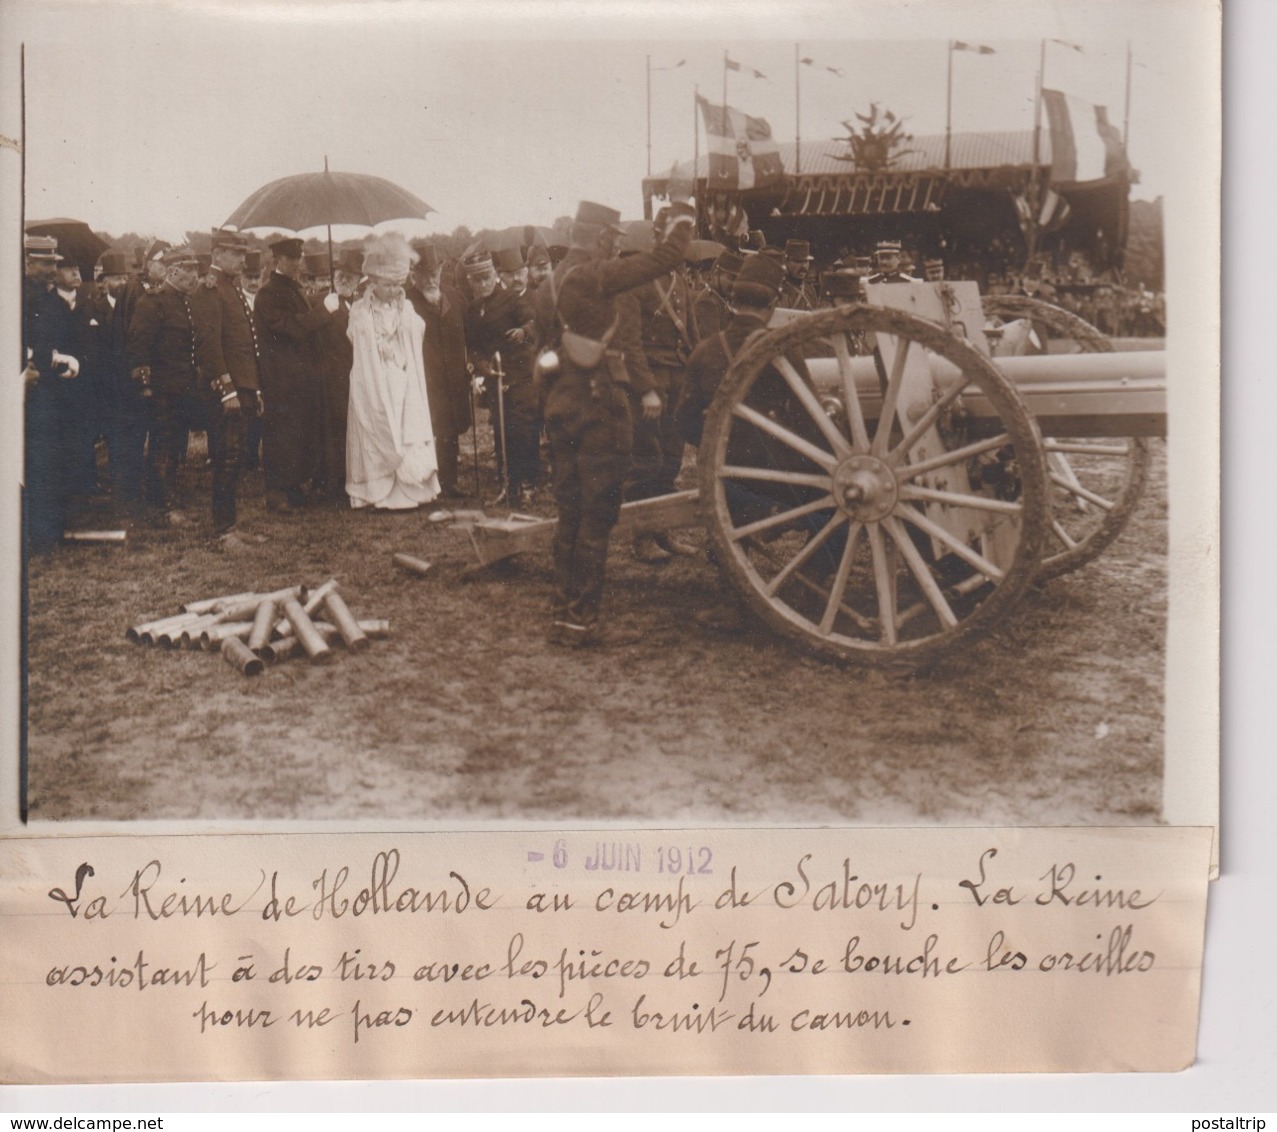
[25,218,110,276]
[223,162,433,232]
[224,160,434,277]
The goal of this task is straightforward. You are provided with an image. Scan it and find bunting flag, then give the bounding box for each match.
[952,40,995,54]
[1013,186,1073,234]
[1042,88,1131,183]
[697,95,785,190]
[800,56,844,77]
[1051,39,1085,53]
[725,53,767,79]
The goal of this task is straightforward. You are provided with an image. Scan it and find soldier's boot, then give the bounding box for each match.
[633,535,672,565]
[653,530,699,557]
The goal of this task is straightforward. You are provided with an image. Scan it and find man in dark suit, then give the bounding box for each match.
[254,236,337,511]
[407,242,471,499]
[23,236,79,552]
[312,247,359,501]
[463,251,539,504]
[126,246,227,530]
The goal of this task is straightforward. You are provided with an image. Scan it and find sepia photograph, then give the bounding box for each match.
[4,0,1213,829]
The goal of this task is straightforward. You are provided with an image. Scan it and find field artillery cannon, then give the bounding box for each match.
[454,281,1165,668]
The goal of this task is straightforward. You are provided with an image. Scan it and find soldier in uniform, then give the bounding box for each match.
[778,238,819,310]
[923,256,945,282]
[691,249,742,341]
[255,236,337,511]
[125,246,230,532]
[202,228,265,544]
[617,218,698,562]
[532,198,695,646]
[407,242,472,499]
[866,239,918,284]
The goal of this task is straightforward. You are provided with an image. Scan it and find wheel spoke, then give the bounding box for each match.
[728,494,836,541]
[731,402,838,471]
[1048,472,1116,512]
[895,433,1011,481]
[870,335,912,456]
[772,354,853,458]
[1045,440,1132,457]
[897,571,988,629]
[884,516,959,629]
[831,333,872,450]
[818,522,862,634]
[888,373,973,462]
[1051,519,1079,549]
[720,464,833,491]
[897,504,1006,580]
[764,513,850,596]
[746,536,876,632]
[866,523,898,645]
[899,484,1023,515]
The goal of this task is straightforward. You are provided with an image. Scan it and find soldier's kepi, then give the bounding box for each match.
[533,197,695,647]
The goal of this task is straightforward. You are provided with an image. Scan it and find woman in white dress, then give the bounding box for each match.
[345,234,440,510]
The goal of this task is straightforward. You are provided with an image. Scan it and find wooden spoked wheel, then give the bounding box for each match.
[983,295,1152,580]
[698,304,1050,668]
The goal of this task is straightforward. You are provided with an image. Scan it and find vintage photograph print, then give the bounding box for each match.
[6,0,1216,828]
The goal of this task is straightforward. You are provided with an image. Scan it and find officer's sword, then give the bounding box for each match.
[492,350,509,505]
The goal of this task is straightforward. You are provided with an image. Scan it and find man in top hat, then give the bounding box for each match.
[531,197,695,646]
[526,244,553,291]
[303,252,332,301]
[406,240,471,499]
[493,245,529,297]
[89,250,145,515]
[778,238,818,311]
[126,246,228,530]
[22,235,79,551]
[236,249,262,302]
[867,239,918,285]
[462,248,539,504]
[616,217,699,562]
[254,235,338,512]
[307,246,362,498]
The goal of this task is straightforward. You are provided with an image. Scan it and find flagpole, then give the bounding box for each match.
[646,54,652,177]
[1028,38,1046,264]
[722,49,728,113]
[693,84,700,207]
[1123,40,1132,148]
[794,43,802,176]
[945,41,954,171]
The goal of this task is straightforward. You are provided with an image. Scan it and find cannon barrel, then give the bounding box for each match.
[805,349,1165,439]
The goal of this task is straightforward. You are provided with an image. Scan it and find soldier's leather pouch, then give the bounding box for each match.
[560,329,608,369]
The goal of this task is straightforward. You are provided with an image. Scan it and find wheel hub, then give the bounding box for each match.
[833,455,898,522]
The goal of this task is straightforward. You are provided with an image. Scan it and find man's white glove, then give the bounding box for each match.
[51,351,80,378]
[322,291,340,313]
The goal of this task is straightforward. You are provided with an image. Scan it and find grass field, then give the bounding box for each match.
[24,428,1167,826]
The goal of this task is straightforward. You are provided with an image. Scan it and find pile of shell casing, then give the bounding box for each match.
[126,580,390,676]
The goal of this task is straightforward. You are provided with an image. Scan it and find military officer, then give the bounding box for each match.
[866,239,919,284]
[691,249,742,341]
[126,246,228,531]
[532,198,694,646]
[778,238,819,310]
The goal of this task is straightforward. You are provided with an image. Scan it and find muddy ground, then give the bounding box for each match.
[24,438,1166,827]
